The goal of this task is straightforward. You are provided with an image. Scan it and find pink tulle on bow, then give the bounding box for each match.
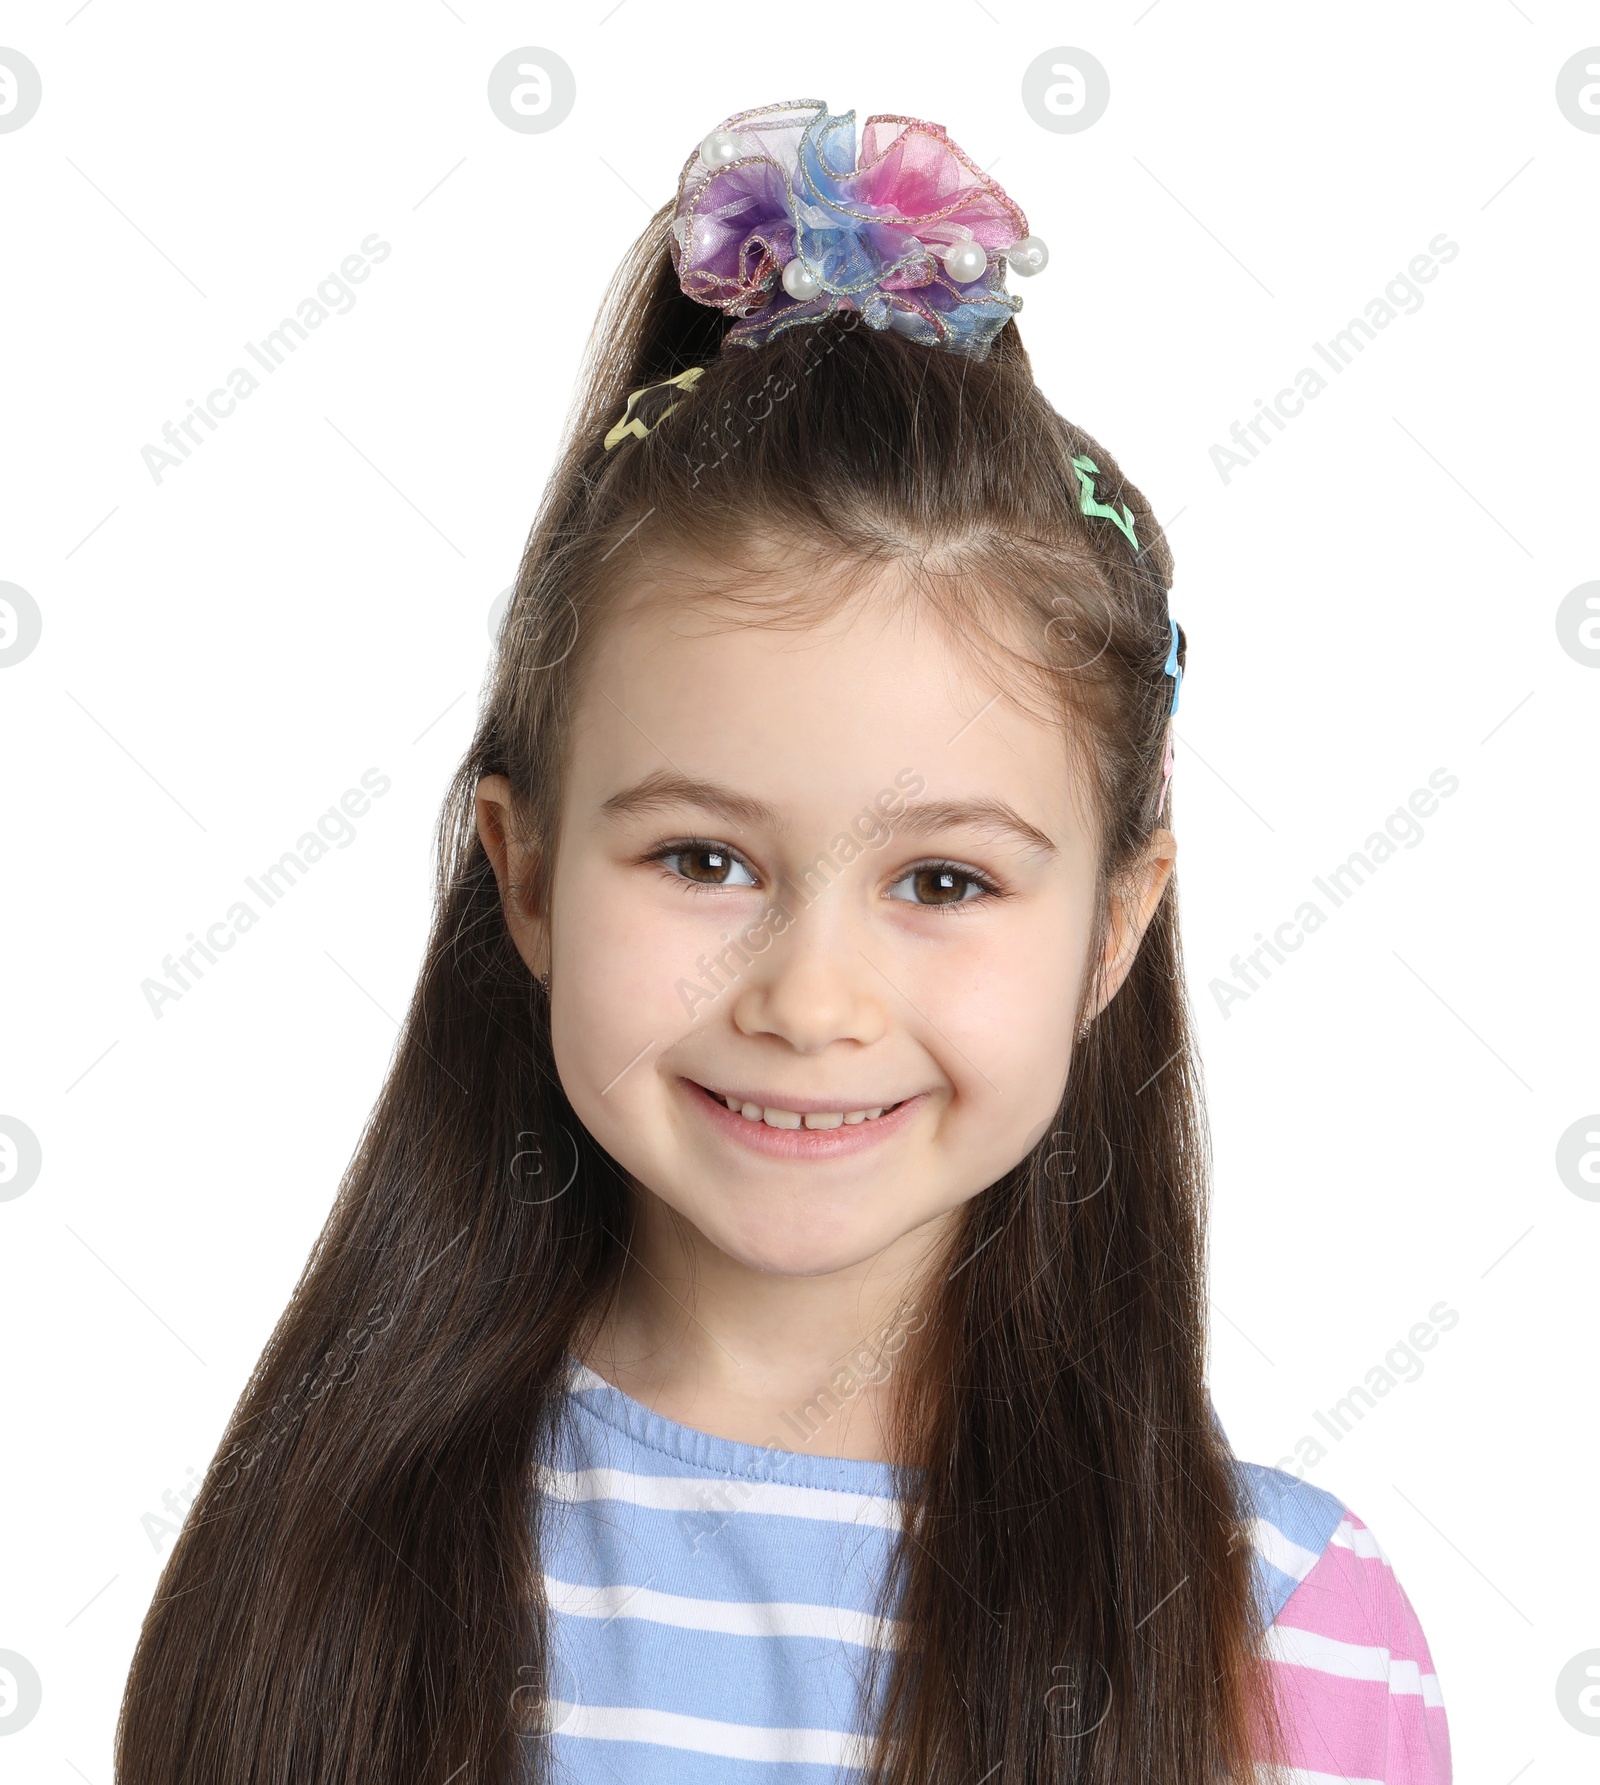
[669,99,1037,358]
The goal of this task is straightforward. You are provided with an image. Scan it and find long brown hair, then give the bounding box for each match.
[116,200,1291,1783]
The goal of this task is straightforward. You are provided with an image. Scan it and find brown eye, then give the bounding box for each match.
[660,846,757,888]
[889,864,992,907]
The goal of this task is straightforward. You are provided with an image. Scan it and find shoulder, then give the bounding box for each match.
[1235,1462,1454,1783]
[1232,1458,1348,1624]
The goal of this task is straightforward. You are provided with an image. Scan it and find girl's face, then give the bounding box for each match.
[481,566,1173,1279]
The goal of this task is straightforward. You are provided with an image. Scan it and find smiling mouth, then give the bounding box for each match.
[691,1081,912,1132]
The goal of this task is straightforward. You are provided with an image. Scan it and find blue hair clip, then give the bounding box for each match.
[1157,617,1181,818]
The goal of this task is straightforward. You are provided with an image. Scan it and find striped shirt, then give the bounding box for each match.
[536,1360,1451,1782]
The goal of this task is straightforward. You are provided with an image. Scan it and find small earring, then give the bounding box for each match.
[538,970,550,992]
[1077,1015,1091,1040]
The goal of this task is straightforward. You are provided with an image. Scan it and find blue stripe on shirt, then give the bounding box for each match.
[535,1361,1346,1781]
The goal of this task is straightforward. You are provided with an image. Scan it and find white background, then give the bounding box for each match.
[2,3,1595,1777]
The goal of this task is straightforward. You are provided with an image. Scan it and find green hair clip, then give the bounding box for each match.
[1070,454,1139,554]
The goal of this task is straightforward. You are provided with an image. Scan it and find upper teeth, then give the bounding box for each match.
[719,1094,893,1129]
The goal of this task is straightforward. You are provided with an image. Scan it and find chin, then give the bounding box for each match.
[694,1198,910,1280]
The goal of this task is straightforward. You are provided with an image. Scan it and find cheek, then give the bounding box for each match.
[547,864,715,1122]
[936,914,1083,1116]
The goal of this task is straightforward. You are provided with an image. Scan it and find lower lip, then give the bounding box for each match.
[682,1078,925,1161]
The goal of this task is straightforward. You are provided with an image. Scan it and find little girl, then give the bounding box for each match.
[118,100,1452,1784]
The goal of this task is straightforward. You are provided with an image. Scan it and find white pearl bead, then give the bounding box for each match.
[1005,235,1050,277]
[941,240,989,283]
[782,257,822,301]
[699,129,743,168]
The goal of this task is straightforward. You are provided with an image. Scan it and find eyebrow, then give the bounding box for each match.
[597,772,785,832]
[595,771,1057,857]
[894,798,1057,858]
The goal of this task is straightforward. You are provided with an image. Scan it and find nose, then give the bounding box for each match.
[727,902,888,1053]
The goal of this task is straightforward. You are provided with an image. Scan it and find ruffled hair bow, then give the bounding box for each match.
[669,99,1050,360]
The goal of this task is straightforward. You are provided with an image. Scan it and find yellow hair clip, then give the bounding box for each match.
[602,365,707,451]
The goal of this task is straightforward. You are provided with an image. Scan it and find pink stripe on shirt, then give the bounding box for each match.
[1263,1507,1452,1782]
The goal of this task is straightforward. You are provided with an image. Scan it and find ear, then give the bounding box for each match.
[474,774,550,980]
[1089,826,1176,1016]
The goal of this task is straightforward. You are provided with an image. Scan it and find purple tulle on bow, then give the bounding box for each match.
[669,99,1040,360]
